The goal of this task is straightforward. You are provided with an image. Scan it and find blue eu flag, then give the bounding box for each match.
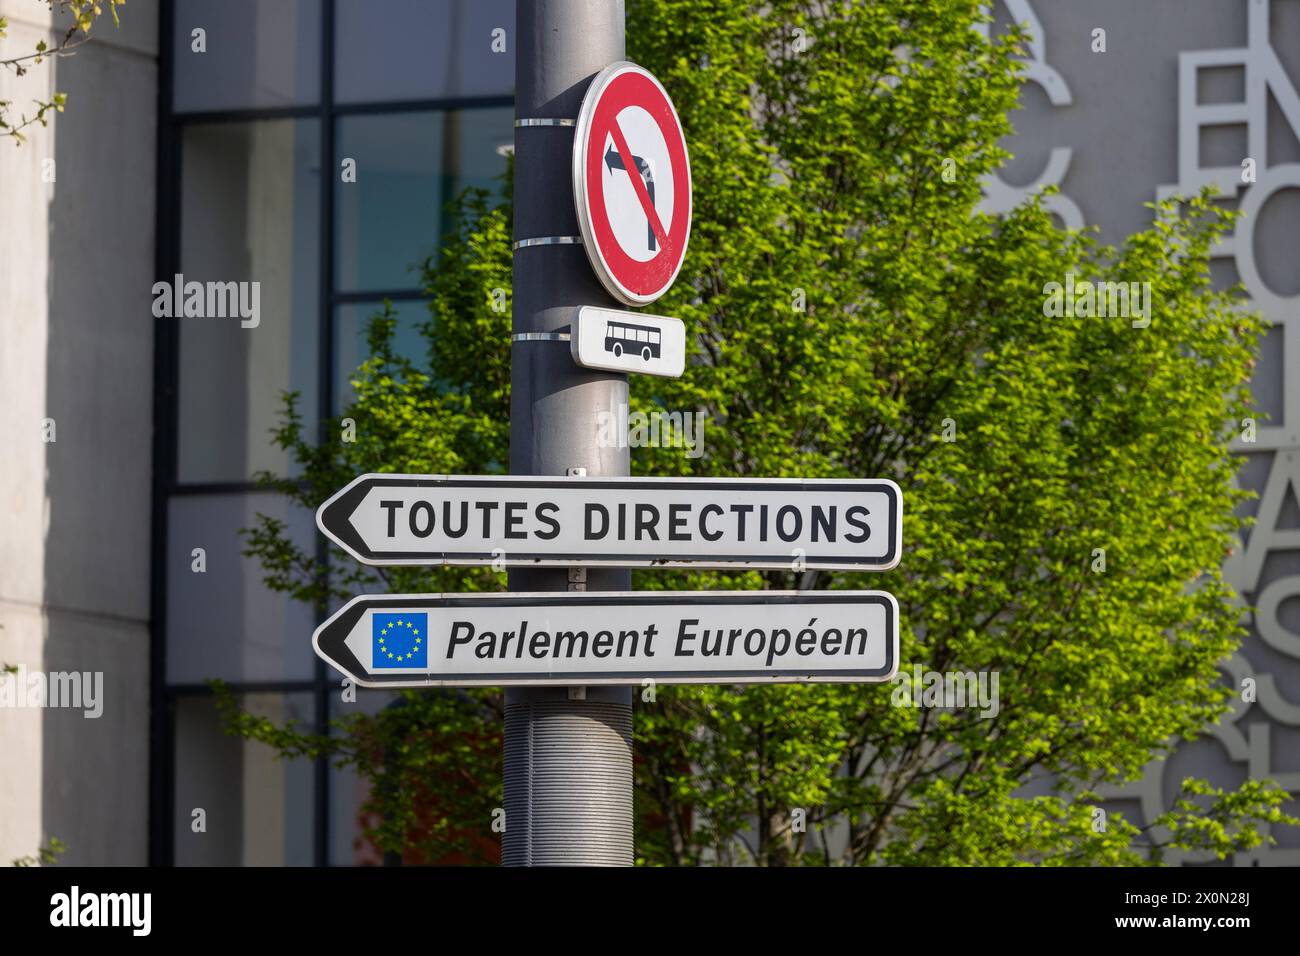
[372,613,428,668]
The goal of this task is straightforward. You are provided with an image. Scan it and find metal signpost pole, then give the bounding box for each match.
[505,0,632,866]
[313,0,898,867]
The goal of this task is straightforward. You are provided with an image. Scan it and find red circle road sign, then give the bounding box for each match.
[573,62,692,306]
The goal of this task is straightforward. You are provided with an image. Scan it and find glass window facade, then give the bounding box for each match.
[332,300,430,413]
[334,108,512,292]
[172,0,323,113]
[333,0,515,105]
[173,693,316,866]
[156,0,515,865]
[177,119,321,483]
[165,493,318,684]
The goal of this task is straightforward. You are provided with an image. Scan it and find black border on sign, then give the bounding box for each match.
[313,591,898,687]
[570,306,688,378]
[316,475,903,570]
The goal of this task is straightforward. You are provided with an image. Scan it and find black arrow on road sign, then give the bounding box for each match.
[313,590,900,689]
[316,473,904,570]
[605,144,657,251]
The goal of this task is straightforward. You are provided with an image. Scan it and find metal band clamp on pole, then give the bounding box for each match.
[503,0,634,868]
[511,332,572,343]
[512,235,584,250]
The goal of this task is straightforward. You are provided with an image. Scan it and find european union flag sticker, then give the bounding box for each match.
[372,613,428,669]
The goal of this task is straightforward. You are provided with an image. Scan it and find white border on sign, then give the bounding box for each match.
[315,473,905,572]
[312,589,901,688]
[570,305,687,377]
[572,60,693,306]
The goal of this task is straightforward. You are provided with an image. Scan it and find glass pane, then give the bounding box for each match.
[173,693,315,865]
[166,493,318,684]
[334,0,515,105]
[333,301,430,414]
[329,689,399,866]
[173,0,321,113]
[335,108,512,292]
[177,120,320,484]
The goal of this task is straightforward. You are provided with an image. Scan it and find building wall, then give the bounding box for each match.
[0,0,158,865]
[0,0,1295,867]
[156,0,515,867]
[987,0,1300,864]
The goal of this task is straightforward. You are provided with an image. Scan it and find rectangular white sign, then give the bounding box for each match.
[570,306,686,377]
[313,591,899,687]
[317,474,902,570]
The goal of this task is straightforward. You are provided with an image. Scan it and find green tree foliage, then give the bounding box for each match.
[235,0,1294,865]
[10,836,65,867]
[0,0,122,144]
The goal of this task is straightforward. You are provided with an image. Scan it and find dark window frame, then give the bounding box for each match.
[151,0,512,866]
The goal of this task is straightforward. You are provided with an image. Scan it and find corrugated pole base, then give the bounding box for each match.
[502,687,634,866]
[504,0,633,866]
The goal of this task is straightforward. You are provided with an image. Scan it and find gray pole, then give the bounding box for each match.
[504,0,632,866]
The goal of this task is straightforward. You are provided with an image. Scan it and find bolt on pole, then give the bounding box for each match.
[504,0,634,867]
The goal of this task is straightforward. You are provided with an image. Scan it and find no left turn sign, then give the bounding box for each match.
[573,61,692,306]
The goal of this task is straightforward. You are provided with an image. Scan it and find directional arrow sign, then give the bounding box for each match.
[317,474,902,570]
[313,590,898,688]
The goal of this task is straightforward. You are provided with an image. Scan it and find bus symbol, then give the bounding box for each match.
[604,321,662,362]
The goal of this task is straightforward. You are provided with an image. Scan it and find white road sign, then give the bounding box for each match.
[317,474,902,570]
[313,590,899,688]
[571,305,686,377]
[573,61,692,305]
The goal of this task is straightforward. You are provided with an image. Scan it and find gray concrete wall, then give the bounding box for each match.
[0,0,157,865]
[988,0,1300,865]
